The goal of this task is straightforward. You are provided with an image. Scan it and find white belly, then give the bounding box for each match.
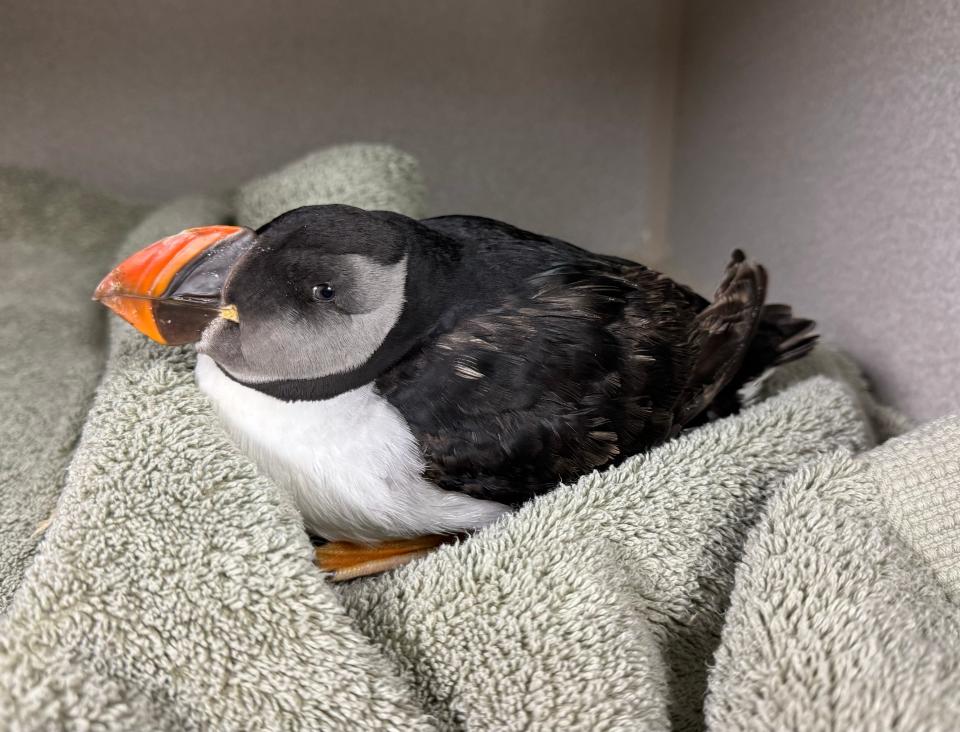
[195,354,509,543]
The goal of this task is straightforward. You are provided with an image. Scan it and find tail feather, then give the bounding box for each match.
[674,250,818,428]
[705,299,818,420]
[747,304,818,372]
[673,249,767,427]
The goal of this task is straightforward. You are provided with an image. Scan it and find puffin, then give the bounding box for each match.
[94,205,816,579]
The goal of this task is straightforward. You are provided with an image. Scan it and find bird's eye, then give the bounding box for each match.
[312,283,336,302]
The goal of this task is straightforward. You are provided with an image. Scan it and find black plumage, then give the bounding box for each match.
[371,214,816,505]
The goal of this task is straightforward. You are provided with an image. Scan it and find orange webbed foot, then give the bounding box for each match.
[314,534,455,581]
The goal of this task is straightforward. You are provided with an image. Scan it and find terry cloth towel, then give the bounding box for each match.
[706,415,960,730]
[1,144,958,731]
[0,169,146,612]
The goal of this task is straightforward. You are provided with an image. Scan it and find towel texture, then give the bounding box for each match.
[869,416,960,598]
[1,145,957,731]
[706,418,960,730]
[0,168,145,612]
[235,143,427,228]
[1,151,431,731]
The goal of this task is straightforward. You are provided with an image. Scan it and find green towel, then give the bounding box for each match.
[0,168,145,612]
[1,145,957,731]
[707,417,960,729]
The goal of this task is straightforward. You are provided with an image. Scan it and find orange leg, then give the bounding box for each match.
[314,534,455,581]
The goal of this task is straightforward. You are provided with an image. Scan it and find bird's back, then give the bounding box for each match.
[376,215,720,505]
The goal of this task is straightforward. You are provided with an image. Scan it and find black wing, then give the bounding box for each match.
[378,217,798,506]
[376,250,707,505]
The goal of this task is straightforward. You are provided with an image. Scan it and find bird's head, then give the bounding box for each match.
[94,205,421,384]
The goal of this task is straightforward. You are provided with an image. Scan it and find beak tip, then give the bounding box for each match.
[92,271,121,302]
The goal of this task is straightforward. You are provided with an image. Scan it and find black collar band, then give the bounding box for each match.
[217,339,405,402]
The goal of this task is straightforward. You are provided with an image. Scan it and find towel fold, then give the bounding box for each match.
[0,168,145,612]
[706,416,960,730]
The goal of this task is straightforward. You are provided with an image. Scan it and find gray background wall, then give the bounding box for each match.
[669,0,960,422]
[0,0,678,260]
[2,0,956,420]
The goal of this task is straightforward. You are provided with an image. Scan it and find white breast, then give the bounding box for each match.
[195,354,510,543]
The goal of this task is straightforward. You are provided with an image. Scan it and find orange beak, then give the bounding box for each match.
[93,225,256,345]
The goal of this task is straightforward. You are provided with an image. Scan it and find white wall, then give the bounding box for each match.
[669,0,960,421]
[0,0,678,260]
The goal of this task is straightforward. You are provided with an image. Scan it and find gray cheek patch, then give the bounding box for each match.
[229,256,407,383]
[335,254,404,314]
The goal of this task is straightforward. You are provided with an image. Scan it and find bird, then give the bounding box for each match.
[94,205,816,579]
